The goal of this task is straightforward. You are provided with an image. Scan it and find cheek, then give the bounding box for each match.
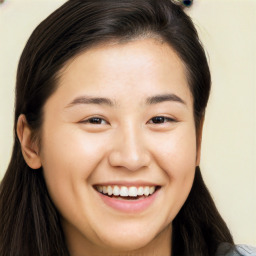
[150,126,197,219]
[151,125,197,173]
[157,133,196,192]
[39,126,107,205]
[41,126,106,173]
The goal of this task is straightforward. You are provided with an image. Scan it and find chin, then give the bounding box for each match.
[97,230,155,252]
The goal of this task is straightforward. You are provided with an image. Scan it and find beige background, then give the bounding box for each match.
[0,0,255,246]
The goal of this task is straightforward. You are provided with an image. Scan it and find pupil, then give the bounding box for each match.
[153,117,164,123]
[91,118,101,124]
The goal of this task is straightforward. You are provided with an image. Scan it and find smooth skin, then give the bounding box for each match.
[17,38,202,256]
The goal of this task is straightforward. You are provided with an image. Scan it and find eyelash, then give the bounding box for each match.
[81,116,176,125]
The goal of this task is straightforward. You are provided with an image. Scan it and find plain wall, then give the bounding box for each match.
[0,0,255,246]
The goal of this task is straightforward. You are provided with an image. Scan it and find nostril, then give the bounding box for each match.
[108,152,151,172]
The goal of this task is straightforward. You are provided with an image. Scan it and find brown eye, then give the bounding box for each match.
[90,118,102,124]
[149,116,176,124]
[81,117,108,125]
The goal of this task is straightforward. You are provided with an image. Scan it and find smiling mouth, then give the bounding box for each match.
[93,185,161,200]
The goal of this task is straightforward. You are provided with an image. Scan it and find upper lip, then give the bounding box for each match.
[93,181,161,187]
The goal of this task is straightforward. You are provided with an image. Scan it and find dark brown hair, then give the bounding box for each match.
[0,0,233,255]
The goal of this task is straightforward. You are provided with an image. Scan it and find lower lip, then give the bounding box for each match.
[95,189,160,214]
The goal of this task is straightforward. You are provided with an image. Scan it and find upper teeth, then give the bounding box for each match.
[96,185,156,197]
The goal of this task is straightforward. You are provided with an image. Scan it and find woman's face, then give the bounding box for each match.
[39,38,199,254]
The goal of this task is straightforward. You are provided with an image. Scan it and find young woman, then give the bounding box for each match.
[0,0,255,255]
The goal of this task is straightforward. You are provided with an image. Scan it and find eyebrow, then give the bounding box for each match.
[145,94,186,105]
[66,93,186,108]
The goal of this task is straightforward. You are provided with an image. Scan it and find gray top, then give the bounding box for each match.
[235,245,256,256]
[216,243,256,256]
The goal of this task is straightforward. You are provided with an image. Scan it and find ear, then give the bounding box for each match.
[17,114,42,169]
[196,117,204,166]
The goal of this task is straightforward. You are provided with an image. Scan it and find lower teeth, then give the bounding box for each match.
[104,194,148,200]
[115,196,146,200]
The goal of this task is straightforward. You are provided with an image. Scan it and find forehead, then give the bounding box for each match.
[54,38,193,108]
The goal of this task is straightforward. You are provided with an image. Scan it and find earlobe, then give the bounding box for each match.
[17,114,42,169]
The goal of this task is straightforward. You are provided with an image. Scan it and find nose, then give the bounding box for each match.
[108,124,151,171]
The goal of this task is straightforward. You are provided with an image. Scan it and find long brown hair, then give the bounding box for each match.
[0,0,233,255]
